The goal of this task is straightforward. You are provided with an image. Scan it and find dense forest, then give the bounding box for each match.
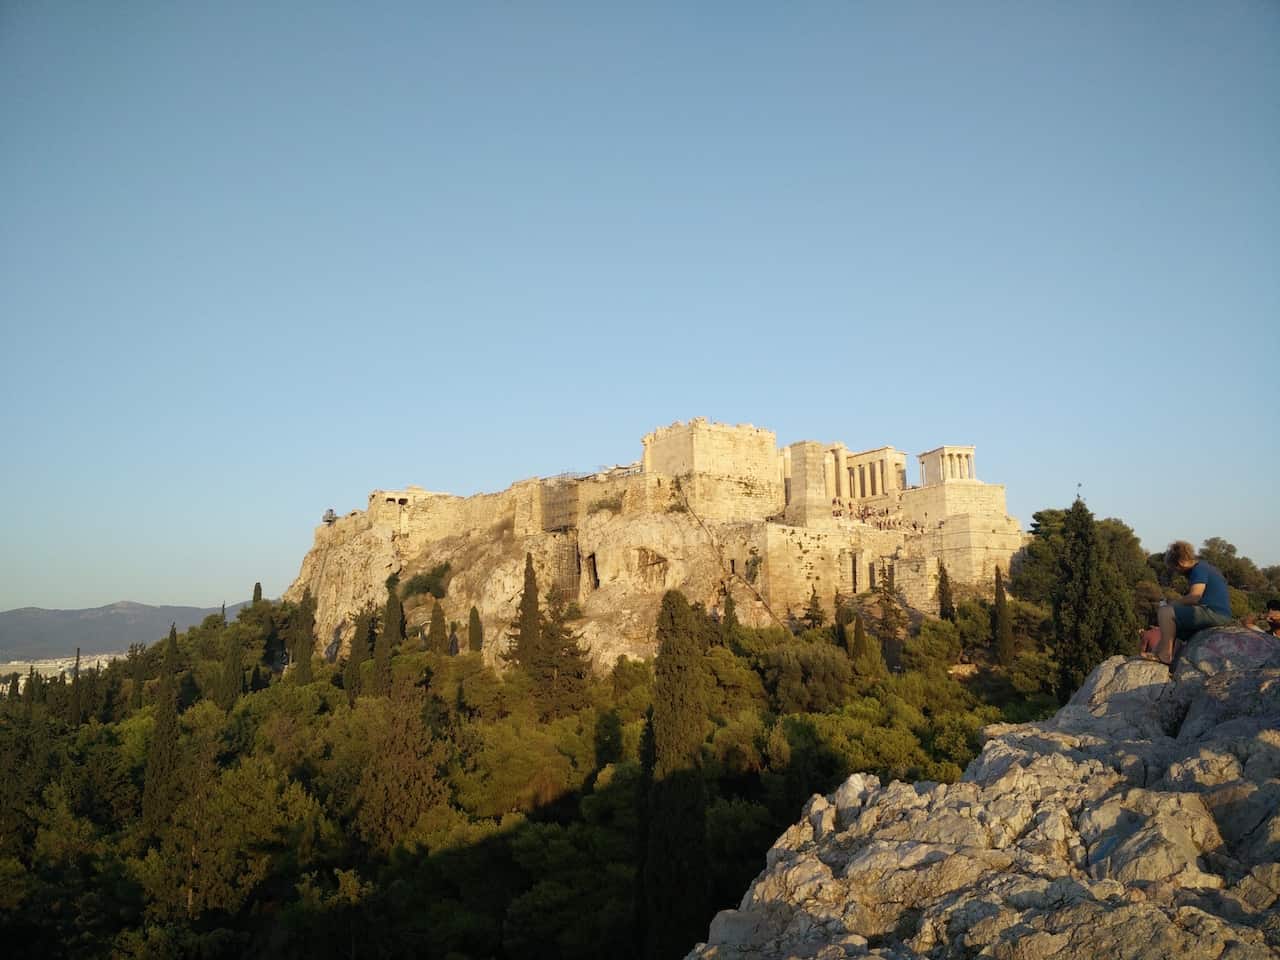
[2,500,1276,959]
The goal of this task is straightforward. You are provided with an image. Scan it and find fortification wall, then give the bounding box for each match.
[899,481,1009,527]
[643,418,779,485]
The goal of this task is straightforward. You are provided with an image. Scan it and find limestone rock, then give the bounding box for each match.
[688,631,1280,960]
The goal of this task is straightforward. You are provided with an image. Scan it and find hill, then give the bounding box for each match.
[0,600,248,660]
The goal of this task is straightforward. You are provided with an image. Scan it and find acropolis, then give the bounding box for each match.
[289,419,1025,664]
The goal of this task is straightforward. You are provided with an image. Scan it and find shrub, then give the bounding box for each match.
[402,562,451,600]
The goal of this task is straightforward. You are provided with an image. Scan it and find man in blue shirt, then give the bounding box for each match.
[1149,540,1234,665]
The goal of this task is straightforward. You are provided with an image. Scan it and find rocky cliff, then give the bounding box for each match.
[690,627,1280,959]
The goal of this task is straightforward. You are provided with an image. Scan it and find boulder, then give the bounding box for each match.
[688,633,1280,960]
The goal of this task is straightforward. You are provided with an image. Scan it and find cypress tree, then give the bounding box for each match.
[69,648,82,727]
[262,612,284,671]
[468,605,484,653]
[720,591,738,646]
[937,563,956,622]
[993,567,1015,666]
[802,585,825,630]
[217,629,243,710]
[506,552,541,666]
[345,606,375,706]
[373,589,399,696]
[643,591,708,960]
[142,625,182,839]
[128,642,146,710]
[850,612,885,677]
[1053,498,1137,702]
[292,589,315,684]
[5,672,18,703]
[252,581,263,604]
[427,602,448,655]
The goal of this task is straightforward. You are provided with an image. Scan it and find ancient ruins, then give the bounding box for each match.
[287,419,1025,665]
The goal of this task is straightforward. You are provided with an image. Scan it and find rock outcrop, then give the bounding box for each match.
[690,627,1280,959]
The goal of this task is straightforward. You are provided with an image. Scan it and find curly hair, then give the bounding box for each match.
[1165,540,1196,571]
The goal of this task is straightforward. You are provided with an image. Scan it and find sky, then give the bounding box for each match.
[1,1,1277,611]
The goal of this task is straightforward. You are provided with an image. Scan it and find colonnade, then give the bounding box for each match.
[946,452,975,480]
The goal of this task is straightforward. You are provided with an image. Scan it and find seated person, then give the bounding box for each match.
[1269,599,1280,638]
[1148,540,1234,665]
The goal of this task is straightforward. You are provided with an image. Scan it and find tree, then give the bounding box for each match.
[353,679,449,853]
[993,568,1015,666]
[468,605,484,653]
[374,588,400,696]
[529,591,591,720]
[802,585,825,630]
[142,625,182,839]
[1053,498,1137,702]
[345,607,376,706]
[427,602,448,655]
[291,589,316,685]
[506,553,541,666]
[937,563,956,622]
[849,613,885,677]
[720,591,738,646]
[217,628,244,710]
[69,648,82,727]
[252,582,263,604]
[643,591,708,960]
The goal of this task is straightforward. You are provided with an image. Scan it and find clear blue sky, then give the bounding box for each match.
[2,2,1277,610]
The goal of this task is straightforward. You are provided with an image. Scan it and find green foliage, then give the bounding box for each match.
[402,562,452,600]
[936,563,955,621]
[468,605,484,653]
[291,588,316,684]
[141,625,182,839]
[994,567,1015,666]
[506,553,541,667]
[644,591,709,959]
[252,581,263,604]
[427,602,449,655]
[848,613,885,678]
[1053,499,1138,702]
[344,606,376,706]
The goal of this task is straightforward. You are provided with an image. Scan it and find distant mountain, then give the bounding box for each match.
[0,600,249,661]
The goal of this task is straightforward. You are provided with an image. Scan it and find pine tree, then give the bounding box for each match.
[937,563,956,622]
[252,581,263,604]
[69,648,82,727]
[1053,498,1138,702]
[993,567,1015,666]
[142,625,182,839]
[292,589,315,684]
[644,591,708,960]
[506,552,541,666]
[802,585,826,630]
[427,602,448,655]
[850,612,886,677]
[217,629,243,710]
[468,605,484,653]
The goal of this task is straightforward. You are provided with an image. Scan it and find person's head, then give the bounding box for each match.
[1267,598,1280,627]
[1164,540,1197,574]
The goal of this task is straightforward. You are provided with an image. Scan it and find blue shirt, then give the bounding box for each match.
[1189,561,1232,617]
